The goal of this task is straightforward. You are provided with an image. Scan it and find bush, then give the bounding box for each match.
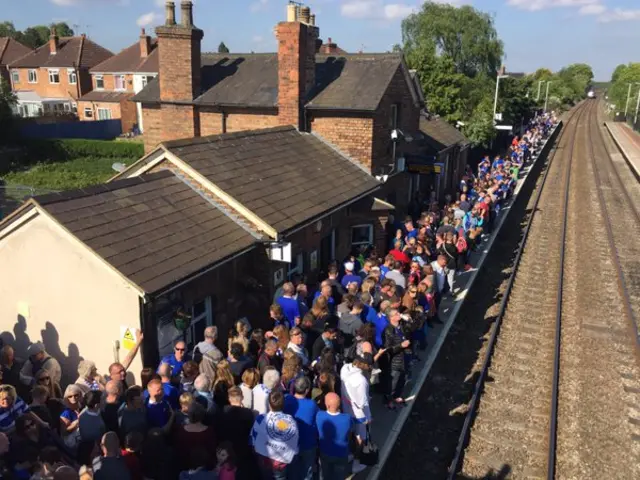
[27,138,144,161]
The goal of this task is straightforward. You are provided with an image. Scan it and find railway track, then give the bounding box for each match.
[448,99,640,479]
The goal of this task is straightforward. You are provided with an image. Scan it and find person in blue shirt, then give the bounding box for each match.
[144,379,174,430]
[277,282,301,328]
[157,363,179,410]
[158,340,188,379]
[341,262,362,290]
[316,393,354,479]
[314,282,336,314]
[373,304,390,348]
[284,376,318,480]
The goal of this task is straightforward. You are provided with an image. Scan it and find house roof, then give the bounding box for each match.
[418,116,469,152]
[0,37,31,66]
[9,36,113,69]
[132,53,403,111]
[78,91,133,103]
[162,126,381,233]
[32,170,258,294]
[90,38,159,73]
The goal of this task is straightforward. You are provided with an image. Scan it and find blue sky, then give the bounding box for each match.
[6,0,640,80]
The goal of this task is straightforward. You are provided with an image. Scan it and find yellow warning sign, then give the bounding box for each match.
[121,327,136,351]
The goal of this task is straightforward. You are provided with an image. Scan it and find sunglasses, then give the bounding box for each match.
[175,348,185,352]
[67,394,81,399]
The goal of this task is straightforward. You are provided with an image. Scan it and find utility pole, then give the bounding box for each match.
[493,75,509,124]
[624,83,633,118]
[635,84,640,126]
[536,80,544,101]
[544,81,553,113]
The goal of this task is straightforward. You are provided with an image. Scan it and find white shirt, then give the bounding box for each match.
[252,384,271,416]
[431,260,448,293]
[251,411,299,464]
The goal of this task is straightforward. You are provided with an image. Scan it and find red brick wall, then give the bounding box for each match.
[12,67,86,100]
[276,22,306,129]
[309,114,374,170]
[120,96,138,133]
[89,73,135,93]
[142,104,162,152]
[156,26,203,102]
[77,101,121,121]
[225,109,279,131]
[199,107,224,136]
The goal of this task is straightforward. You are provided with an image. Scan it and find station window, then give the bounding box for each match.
[351,224,374,246]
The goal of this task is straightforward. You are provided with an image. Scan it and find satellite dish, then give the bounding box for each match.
[112,162,126,173]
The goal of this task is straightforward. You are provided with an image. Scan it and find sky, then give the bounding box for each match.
[5,0,640,80]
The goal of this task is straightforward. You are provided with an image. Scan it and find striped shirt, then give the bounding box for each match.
[0,396,30,434]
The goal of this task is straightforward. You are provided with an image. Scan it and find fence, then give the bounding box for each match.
[20,119,122,140]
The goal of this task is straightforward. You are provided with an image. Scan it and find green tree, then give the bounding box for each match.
[611,64,627,84]
[0,78,17,141]
[0,22,74,49]
[402,1,503,77]
[464,96,496,147]
[217,41,230,53]
[608,63,640,115]
[0,21,18,38]
[52,22,74,37]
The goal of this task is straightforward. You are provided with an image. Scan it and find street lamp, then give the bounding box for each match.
[634,84,640,126]
[536,80,545,101]
[544,81,553,113]
[624,83,634,118]
[493,74,509,125]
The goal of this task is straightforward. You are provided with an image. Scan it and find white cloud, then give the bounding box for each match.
[598,8,640,22]
[579,4,606,15]
[137,12,163,27]
[506,0,599,12]
[341,1,416,20]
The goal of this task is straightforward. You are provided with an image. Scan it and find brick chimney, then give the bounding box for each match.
[140,28,151,58]
[156,1,203,102]
[276,3,320,129]
[154,1,203,141]
[49,27,59,55]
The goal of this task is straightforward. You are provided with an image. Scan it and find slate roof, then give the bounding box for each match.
[132,53,403,111]
[90,38,159,73]
[0,37,31,66]
[33,170,257,294]
[163,126,381,233]
[419,116,469,153]
[78,91,133,103]
[9,36,113,69]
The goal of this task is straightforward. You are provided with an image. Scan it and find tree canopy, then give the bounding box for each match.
[217,41,230,53]
[607,63,640,115]
[0,21,74,49]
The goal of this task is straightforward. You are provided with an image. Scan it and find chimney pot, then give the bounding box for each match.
[165,1,176,26]
[181,0,194,27]
[287,2,297,22]
[309,14,315,26]
[300,6,311,24]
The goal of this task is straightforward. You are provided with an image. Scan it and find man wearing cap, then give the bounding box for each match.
[19,342,61,387]
[341,261,362,290]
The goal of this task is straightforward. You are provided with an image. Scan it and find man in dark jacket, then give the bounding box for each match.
[383,308,410,409]
[339,299,364,349]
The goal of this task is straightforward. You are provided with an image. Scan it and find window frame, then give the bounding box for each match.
[67,68,77,85]
[48,69,60,85]
[350,224,374,247]
[95,75,104,90]
[84,107,93,119]
[28,69,38,84]
[97,107,112,120]
[11,70,19,84]
[287,252,304,279]
[186,297,213,351]
[114,74,126,91]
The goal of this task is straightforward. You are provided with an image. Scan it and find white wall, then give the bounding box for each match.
[0,213,143,386]
[133,74,156,133]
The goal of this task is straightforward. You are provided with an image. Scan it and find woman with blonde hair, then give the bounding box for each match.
[240,368,260,410]
[228,320,250,355]
[213,360,235,409]
[60,384,83,451]
[280,356,301,395]
[0,384,48,435]
[272,324,290,356]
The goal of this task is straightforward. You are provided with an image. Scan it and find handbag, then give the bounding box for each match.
[359,425,379,466]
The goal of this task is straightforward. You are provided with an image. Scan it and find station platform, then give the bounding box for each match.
[605,122,640,180]
[362,123,562,480]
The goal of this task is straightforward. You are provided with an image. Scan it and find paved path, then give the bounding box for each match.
[605,122,640,180]
[361,124,560,480]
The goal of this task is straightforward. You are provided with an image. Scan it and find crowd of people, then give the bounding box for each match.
[0,113,556,480]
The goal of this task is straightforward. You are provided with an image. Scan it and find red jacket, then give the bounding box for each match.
[389,249,410,264]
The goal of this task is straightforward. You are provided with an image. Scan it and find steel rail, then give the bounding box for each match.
[446,102,588,480]
[589,102,640,355]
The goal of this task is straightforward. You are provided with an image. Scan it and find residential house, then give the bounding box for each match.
[133,1,424,213]
[318,37,347,55]
[0,37,31,87]
[8,29,112,118]
[78,29,158,133]
[411,113,470,202]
